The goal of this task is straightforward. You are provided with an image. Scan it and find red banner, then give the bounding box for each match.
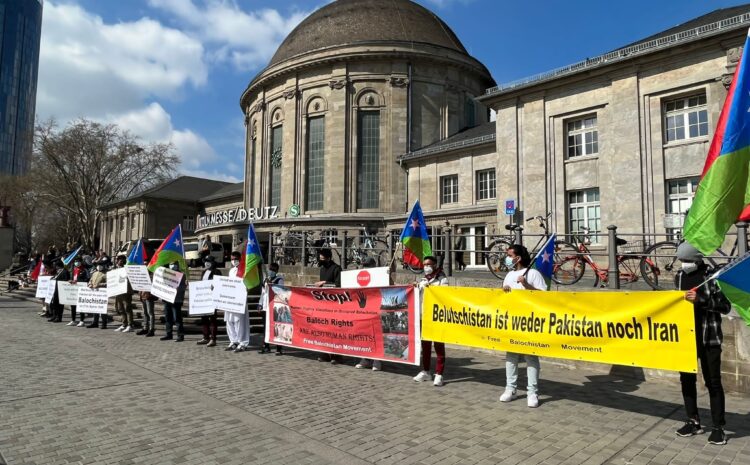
[267,285,420,365]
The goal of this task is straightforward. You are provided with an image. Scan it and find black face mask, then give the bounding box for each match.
[318,259,329,267]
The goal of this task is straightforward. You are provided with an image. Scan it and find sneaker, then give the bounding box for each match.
[527,393,539,408]
[708,428,727,445]
[433,374,444,387]
[77,321,86,327]
[233,345,245,353]
[160,335,173,341]
[275,349,283,356]
[86,323,97,328]
[355,360,371,369]
[372,361,382,371]
[676,420,704,437]
[66,321,76,326]
[114,325,125,332]
[225,343,237,351]
[196,338,209,345]
[499,389,517,402]
[206,340,216,347]
[413,371,431,382]
[145,330,155,337]
[122,326,133,333]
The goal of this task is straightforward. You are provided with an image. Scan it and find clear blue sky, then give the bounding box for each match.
[36,0,748,181]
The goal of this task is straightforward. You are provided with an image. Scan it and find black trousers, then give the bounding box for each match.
[91,313,108,328]
[201,312,217,340]
[679,342,725,427]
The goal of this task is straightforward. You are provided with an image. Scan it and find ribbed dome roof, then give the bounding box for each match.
[269,0,469,66]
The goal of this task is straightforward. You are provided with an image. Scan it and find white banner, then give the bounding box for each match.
[189,281,215,315]
[212,276,247,314]
[125,265,152,292]
[106,268,129,297]
[151,267,184,304]
[76,288,109,314]
[36,276,51,298]
[341,267,391,288]
[45,279,56,303]
[57,282,87,306]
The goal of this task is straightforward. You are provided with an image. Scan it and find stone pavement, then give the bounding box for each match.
[1,295,749,465]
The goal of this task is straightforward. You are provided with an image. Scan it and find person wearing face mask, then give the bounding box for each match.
[86,263,109,329]
[413,256,449,386]
[160,261,187,342]
[113,255,135,333]
[66,259,90,327]
[197,256,222,347]
[500,245,548,408]
[48,261,71,323]
[137,274,159,337]
[224,251,250,352]
[314,248,343,363]
[258,262,285,355]
[674,242,731,446]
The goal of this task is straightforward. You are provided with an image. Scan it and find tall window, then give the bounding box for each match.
[249,135,256,205]
[270,125,283,207]
[476,169,496,201]
[567,115,598,158]
[306,117,325,210]
[666,177,699,235]
[182,215,195,232]
[568,188,601,243]
[357,112,380,209]
[664,94,708,142]
[441,175,459,205]
[465,98,476,128]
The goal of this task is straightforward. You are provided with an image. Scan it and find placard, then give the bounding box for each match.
[150,267,184,303]
[76,288,109,314]
[57,282,87,306]
[125,265,152,292]
[212,276,247,315]
[189,281,215,315]
[106,268,129,297]
[341,267,391,288]
[45,279,56,303]
[36,276,51,298]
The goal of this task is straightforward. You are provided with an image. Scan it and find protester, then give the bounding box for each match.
[93,250,111,269]
[136,275,158,337]
[499,244,547,408]
[224,251,250,352]
[160,261,186,342]
[315,248,342,363]
[674,242,731,445]
[413,255,448,386]
[258,262,284,355]
[87,262,109,329]
[66,258,89,327]
[355,257,388,371]
[197,256,221,347]
[113,255,135,333]
[48,261,70,323]
[37,260,54,317]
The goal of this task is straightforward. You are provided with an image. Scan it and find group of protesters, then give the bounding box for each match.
[29,240,732,446]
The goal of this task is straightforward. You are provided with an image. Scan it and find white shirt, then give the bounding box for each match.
[503,268,548,291]
[202,269,213,281]
[260,275,285,311]
[228,266,239,279]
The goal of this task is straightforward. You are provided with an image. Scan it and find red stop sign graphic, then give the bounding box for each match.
[357,270,371,287]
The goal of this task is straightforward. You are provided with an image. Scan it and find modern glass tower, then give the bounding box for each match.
[0,0,42,176]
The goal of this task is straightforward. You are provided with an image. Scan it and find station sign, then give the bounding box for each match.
[197,205,280,230]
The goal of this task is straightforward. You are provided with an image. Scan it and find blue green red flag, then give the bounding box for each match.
[532,234,556,290]
[126,239,148,266]
[243,224,263,289]
[714,252,750,326]
[147,225,186,272]
[399,200,432,267]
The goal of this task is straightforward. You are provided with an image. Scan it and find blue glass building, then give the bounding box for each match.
[0,0,42,176]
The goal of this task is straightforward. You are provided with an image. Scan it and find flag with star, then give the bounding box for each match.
[243,224,263,289]
[147,225,186,272]
[684,29,750,255]
[126,238,148,266]
[399,200,432,267]
[532,234,556,290]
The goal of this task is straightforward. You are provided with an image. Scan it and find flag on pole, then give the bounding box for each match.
[531,234,556,290]
[399,200,432,268]
[243,224,263,289]
[147,225,186,272]
[126,239,148,265]
[61,245,83,267]
[29,260,42,281]
[714,252,750,326]
[683,29,750,255]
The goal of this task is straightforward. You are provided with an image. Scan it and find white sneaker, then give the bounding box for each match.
[76,321,86,327]
[413,371,431,382]
[433,374,444,387]
[355,359,371,369]
[114,325,125,332]
[372,361,382,371]
[527,393,539,408]
[122,326,133,333]
[499,389,517,402]
[66,321,76,326]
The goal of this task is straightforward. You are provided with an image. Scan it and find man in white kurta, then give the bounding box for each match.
[225,251,250,352]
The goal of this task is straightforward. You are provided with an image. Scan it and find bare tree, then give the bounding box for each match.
[34,119,178,251]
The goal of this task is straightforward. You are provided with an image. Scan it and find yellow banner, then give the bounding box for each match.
[422,287,697,373]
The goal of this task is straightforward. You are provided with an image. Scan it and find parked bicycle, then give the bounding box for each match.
[342,227,389,269]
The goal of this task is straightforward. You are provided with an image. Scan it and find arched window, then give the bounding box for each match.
[357,111,380,209]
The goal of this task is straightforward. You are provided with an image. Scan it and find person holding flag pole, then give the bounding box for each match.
[129,239,157,337]
[498,235,555,409]
[147,225,187,341]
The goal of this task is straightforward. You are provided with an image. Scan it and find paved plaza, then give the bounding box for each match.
[1,295,749,465]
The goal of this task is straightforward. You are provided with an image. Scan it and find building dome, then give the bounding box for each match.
[269,0,469,66]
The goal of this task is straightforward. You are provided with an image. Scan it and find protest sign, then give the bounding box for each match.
[422,287,697,373]
[36,276,51,298]
[150,267,183,303]
[125,265,151,292]
[45,279,56,303]
[106,268,129,297]
[267,285,419,365]
[341,267,391,288]
[76,288,109,314]
[189,281,215,315]
[212,276,247,314]
[57,282,87,306]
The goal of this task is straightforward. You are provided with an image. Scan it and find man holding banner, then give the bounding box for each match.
[413,256,448,387]
[225,251,250,352]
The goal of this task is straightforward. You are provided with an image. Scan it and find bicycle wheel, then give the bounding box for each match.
[640,241,679,290]
[552,241,584,285]
[485,240,512,279]
[617,255,643,290]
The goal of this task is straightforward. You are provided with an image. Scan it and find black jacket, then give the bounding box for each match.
[319,261,341,287]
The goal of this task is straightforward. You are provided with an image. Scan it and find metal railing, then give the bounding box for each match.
[398,133,495,160]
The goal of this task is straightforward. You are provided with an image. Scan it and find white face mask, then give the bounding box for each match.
[504,256,517,268]
[231,259,239,267]
[681,262,698,274]
[204,262,212,269]
[423,265,434,276]
[96,265,104,271]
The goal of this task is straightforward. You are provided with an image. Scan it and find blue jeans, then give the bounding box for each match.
[505,352,540,395]
[164,302,184,336]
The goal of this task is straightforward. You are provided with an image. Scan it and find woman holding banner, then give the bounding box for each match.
[413,256,448,387]
[500,244,547,408]
[197,256,221,347]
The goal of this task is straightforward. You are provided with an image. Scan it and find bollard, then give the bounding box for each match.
[737,222,748,256]
[607,225,620,289]
[514,226,523,246]
[444,227,453,277]
[342,230,348,269]
[301,231,307,267]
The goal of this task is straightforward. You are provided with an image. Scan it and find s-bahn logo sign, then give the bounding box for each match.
[198,206,279,229]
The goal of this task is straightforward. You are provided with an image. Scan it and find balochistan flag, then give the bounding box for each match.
[126,239,148,265]
[399,200,432,267]
[147,225,186,272]
[61,245,82,267]
[714,252,750,326]
[684,29,750,255]
[243,224,263,289]
[532,234,556,290]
